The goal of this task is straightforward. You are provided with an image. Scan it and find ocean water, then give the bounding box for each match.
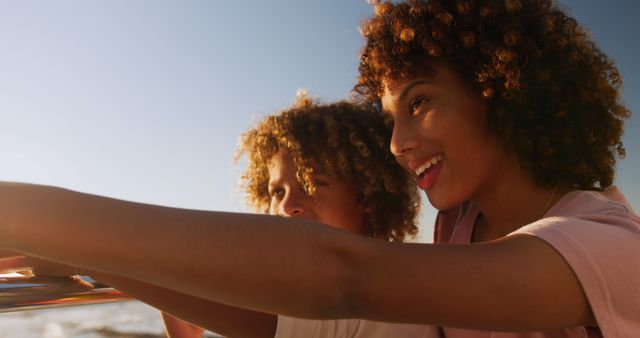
[0,273,224,338]
[0,301,221,338]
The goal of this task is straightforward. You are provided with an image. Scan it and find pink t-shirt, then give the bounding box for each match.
[435,187,640,338]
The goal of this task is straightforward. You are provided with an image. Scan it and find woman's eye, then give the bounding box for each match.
[314,179,332,187]
[409,97,428,115]
[313,177,334,188]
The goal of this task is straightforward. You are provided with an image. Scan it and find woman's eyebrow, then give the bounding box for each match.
[397,79,432,102]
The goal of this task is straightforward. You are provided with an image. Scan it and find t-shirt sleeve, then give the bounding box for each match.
[274,315,440,338]
[511,216,640,337]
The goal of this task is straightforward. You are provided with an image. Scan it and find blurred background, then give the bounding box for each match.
[0,1,638,337]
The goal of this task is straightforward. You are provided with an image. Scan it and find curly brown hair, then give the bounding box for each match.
[356,0,630,189]
[236,93,420,241]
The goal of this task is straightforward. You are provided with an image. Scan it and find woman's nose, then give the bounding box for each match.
[390,121,419,156]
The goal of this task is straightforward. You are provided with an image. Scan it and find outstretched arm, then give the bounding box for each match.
[0,182,593,331]
[1,183,362,319]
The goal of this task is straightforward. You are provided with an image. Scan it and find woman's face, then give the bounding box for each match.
[267,151,367,235]
[381,64,512,210]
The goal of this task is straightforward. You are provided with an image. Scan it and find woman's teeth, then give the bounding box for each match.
[414,155,442,177]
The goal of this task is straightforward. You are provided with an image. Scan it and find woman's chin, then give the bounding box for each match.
[425,189,460,211]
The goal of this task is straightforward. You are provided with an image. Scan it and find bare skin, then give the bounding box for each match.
[0,183,594,331]
[1,245,276,338]
[0,67,596,332]
[159,151,368,337]
[1,151,371,338]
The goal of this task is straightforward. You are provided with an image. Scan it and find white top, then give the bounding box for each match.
[275,316,439,338]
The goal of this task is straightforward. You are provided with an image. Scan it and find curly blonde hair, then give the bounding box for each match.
[356,0,630,189]
[236,93,420,241]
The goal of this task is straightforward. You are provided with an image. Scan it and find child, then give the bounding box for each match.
[3,93,437,338]
[162,92,437,337]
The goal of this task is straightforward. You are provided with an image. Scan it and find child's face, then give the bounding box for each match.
[267,151,367,235]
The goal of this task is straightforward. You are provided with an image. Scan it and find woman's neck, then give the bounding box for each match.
[471,162,569,241]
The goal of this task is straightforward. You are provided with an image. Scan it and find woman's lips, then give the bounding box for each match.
[417,161,442,190]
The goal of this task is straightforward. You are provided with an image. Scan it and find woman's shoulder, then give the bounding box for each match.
[510,186,640,250]
[545,187,640,230]
[511,187,640,337]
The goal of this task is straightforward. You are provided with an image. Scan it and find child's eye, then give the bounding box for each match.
[269,188,285,199]
[409,97,429,115]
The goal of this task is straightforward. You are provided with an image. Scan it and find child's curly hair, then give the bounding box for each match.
[236,92,420,241]
[356,0,630,189]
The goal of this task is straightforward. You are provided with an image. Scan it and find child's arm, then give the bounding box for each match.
[0,254,276,338]
[162,312,205,338]
[89,271,277,338]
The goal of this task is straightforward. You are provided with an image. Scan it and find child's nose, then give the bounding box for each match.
[280,189,308,217]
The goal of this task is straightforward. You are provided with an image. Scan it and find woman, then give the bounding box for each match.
[353,1,639,336]
[1,1,638,337]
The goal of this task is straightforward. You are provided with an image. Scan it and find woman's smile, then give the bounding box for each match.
[381,64,509,210]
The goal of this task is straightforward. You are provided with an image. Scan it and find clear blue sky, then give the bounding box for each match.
[0,0,638,242]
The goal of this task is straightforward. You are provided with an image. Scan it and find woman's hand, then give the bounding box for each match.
[0,254,79,277]
[0,249,32,275]
[0,249,25,259]
[0,254,95,305]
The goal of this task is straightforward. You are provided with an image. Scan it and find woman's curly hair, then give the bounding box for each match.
[356,0,630,189]
[236,93,420,241]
